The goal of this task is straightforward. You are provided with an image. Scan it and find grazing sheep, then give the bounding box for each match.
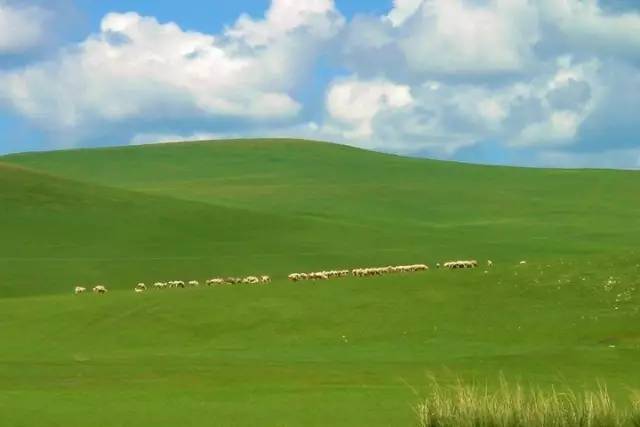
[168,280,186,288]
[74,286,86,294]
[153,282,167,289]
[487,260,493,267]
[135,283,146,291]
[259,275,271,284]
[188,280,199,287]
[291,263,429,282]
[92,285,107,294]
[444,260,478,269]
[242,276,260,284]
[134,288,144,293]
[206,278,224,286]
[309,272,328,280]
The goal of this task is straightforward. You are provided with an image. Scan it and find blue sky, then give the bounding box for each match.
[0,0,639,168]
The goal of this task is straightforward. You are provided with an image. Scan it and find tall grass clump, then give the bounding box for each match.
[417,378,639,427]
[631,392,640,427]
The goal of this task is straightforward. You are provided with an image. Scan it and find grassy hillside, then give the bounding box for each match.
[1,139,640,426]
[6,139,640,256]
[0,148,437,298]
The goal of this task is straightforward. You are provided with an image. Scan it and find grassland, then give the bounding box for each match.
[1,139,639,426]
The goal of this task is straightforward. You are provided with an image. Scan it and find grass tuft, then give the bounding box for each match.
[417,378,638,427]
[631,392,640,427]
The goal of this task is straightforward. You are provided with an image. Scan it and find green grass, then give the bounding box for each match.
[1,138,640,426]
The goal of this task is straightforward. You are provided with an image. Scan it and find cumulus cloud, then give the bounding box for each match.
[538,0,640,59]
[343,0,540,78]
[0,1,342,132]
[398,0,539,75]
[0,2,49,54]
[327,0,640,161]
[322,58,602,155]
[325,78,413,139]
[226,0,343,47]
[379,0,640,69]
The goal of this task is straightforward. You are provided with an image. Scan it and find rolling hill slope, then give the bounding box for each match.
[2,138,640,297]
[0,156,436,298]
[1,139,640,426]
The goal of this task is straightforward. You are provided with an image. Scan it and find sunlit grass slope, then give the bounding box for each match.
[0,148,436,297]
[1,139,640,426]
[6,139,640,257]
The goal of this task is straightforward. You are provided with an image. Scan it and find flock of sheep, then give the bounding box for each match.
[74,285,107,294]
[287,270,350,281]
[73,259,502,295]
[74,275,271,295]
[139,276,271,292]
[441,260,480,269]
[288,263,430,282]
[205,275,271,286]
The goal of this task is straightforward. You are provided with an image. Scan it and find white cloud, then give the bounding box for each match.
[398,0,539,75]
[226,0,342,47]
[325,78,413,139]
[539,0,640,59]
[345,0,640,78]
[0,2,49,53]
[516,111,581,147]
[385,0,423,27]
[507,58,601,147]
[129,132,226,146]
[320,57,602,155]
[345,0,540,77]
[0,1,343,132]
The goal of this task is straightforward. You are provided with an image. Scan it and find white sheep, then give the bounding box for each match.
[92,285,108,294]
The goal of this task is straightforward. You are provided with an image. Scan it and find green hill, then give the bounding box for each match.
[1,139,640,426]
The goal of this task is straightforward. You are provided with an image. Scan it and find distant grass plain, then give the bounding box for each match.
[1,139,639,426]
